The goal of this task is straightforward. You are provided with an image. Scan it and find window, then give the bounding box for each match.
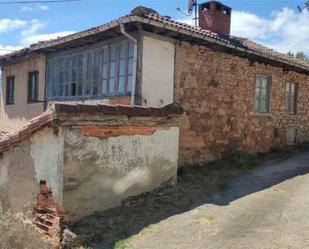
[286,127,298,145]
[254,75,271,113]
[46,40,136,100]
[285,82,298,115]
[28,71,39,103]
[6,76,15,105]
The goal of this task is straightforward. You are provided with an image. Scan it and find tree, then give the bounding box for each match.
[296,52,308,61]
[287,51,309,61]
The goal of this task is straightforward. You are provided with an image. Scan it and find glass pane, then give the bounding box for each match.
[120,43,127,59]
[119,59,126,76]
[110,62,116,77]
[109,78,115,95]
[111,46,116,60]
[77,84,83,96]
[102,79,107,95]
[127,75,132,93]
[71,83,77,96]
[128,42,134,58]
[102,63,108,78]
[128,59,134,75]
[291,83,295,93]
[93,80,98,96]
[103,47,108,63]
[65,84,69,96]
[118,77,125,95]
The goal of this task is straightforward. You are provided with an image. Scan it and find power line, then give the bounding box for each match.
[0,0,83,4]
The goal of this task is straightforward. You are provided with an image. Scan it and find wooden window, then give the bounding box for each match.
[6,76,15,105]
[254,75,271,113]
[285,82,298,115]
[46,39,136,100]
[28,71,39,103]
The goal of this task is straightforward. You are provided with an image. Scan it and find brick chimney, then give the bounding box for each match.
[198,1,232,36]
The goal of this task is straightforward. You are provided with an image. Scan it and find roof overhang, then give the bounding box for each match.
[1,15,309,75]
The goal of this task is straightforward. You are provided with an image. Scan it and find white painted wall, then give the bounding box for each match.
[62,126,180,216]
[142,36,175,107]
[30,128,64,203]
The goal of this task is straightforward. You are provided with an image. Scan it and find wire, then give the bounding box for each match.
[0,0,83,4]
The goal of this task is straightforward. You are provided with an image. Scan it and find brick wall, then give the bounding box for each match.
[174,42,309,166]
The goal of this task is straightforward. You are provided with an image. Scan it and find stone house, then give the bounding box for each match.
[1,1,309,168]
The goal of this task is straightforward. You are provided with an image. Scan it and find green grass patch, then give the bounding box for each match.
[113,239,130,249]
[222,150,262,170]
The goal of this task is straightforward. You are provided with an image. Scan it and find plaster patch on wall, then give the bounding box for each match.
[30,128,64,203]
[62,126,179,215]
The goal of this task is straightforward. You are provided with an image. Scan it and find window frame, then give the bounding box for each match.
[254,74,272,113]
[46,39,136,101]
[285,81,298,115]
[6,76,15,105]
[27,71,39,103]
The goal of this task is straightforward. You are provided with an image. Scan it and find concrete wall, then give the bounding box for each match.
[0,56,46,121]
[141,35,175,107]
[174,41,309,166]
[0,127,63,213]
[61,123,179,216]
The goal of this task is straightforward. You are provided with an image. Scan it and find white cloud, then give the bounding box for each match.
[0,45,23,56]
[0,19,27,33]
[20,31,75,46]
[231,8,309,54]
[177,8,309,55]
[20,4,49,12]
[21,19,46,37]
[37,5,49,11]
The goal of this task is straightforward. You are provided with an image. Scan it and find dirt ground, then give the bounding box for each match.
[67,149,309,249]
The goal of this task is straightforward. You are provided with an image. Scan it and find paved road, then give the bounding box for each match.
[128,151,309,249]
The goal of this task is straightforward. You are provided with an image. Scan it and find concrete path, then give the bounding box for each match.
[128,152,309,249]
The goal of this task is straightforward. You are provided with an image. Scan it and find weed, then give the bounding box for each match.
[114,239,130,249]
[222,150,262,170]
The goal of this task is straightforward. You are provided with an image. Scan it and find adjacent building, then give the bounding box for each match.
[1,2,309,167]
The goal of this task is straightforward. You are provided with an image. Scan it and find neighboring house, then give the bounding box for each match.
[1,1,309,167]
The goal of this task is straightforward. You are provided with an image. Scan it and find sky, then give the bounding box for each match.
[0,0,308,56]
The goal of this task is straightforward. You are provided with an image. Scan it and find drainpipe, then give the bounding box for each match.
[119,21,138,105]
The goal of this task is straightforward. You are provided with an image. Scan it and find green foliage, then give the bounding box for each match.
[287,51,309,61]
[114,239,130,249]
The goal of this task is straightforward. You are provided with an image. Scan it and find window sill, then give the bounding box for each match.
[250,112,272,117]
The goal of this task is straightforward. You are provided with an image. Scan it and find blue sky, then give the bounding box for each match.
[0,0,308,55]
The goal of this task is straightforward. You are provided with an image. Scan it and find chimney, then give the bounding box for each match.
[198,1,232,36]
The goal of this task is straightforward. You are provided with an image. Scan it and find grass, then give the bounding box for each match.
[207,150,262,170]
[113,239,130,249]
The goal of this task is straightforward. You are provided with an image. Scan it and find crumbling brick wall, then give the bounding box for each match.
[175,42,309,166]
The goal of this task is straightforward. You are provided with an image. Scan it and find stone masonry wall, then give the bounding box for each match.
[175,42,309,166]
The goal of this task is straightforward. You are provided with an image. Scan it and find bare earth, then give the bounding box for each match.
[127,151,309,249]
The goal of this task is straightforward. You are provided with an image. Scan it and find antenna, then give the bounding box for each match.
[176,0,198,26]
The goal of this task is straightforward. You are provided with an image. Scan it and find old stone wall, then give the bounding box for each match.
[175,42,309,166]
[0,127,63,213]
[61,120,179,217]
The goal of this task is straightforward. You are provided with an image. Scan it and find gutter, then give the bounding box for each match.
[119,21,138,105]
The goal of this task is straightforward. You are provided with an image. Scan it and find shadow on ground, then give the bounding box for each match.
[66,149,309,249]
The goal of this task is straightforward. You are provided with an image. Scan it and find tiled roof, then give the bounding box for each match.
[0,6,308,72]
[0,103,183,153]
[53,102,184,116]
[0,111,54,153]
